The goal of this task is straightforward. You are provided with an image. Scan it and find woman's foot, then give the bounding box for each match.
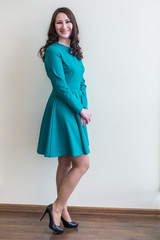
[61,208,72,222]
[52,202,62,226]
[61,216,78,228]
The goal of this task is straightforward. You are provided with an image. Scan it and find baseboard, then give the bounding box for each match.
[0,203,160,216]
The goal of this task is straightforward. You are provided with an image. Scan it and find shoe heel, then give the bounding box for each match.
[40,208,48,221]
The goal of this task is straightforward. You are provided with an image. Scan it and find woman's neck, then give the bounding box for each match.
[58,38,71,47]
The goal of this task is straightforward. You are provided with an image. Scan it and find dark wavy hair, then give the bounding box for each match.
[38,7,83,62]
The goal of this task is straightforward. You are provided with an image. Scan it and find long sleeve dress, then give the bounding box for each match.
[37,42,90,158]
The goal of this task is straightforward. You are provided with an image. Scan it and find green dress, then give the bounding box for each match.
[37,42,90,157]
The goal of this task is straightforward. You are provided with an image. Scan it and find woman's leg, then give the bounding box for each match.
[52,154,90,226]
[56,155,72,222]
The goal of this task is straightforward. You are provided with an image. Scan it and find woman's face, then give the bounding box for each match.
[55,12,73,40]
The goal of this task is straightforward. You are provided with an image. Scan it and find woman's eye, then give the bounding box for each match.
[57,21,71,24]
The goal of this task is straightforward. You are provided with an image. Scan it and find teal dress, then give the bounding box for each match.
[37,42,90,158]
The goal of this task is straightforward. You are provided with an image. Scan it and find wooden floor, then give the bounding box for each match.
[0,211,160,240]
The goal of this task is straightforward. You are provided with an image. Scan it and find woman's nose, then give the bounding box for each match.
[61,22,67,29]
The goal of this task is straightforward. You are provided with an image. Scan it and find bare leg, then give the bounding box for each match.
[56,155,72,222]
[52,154,90,226]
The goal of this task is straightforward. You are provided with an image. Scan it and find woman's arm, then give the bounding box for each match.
[80,77,88,109]
[44,46,84,114]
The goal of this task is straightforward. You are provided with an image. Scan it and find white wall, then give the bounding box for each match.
[0,0,160,209]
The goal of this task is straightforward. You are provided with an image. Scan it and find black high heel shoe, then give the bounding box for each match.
[61,216,78,228]
[40,204,64,234]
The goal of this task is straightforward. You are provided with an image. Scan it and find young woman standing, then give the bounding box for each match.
[37,7,92,234]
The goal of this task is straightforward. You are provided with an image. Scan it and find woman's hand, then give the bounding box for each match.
[81,116,88,126]
[80,108,92,124]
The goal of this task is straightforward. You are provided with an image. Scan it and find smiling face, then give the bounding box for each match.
[55,12,73,41]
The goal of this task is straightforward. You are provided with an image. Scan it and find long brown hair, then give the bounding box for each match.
[38,7,83,62]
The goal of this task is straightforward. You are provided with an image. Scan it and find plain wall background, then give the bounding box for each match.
[0,0,160,208]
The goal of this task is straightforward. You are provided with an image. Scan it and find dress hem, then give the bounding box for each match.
[37,149,90,158]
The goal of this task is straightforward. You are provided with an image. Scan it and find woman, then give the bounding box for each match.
[37,7,92,234]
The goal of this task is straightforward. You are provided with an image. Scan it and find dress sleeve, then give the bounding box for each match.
[80,77,88,109]
[44,46,84,114]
